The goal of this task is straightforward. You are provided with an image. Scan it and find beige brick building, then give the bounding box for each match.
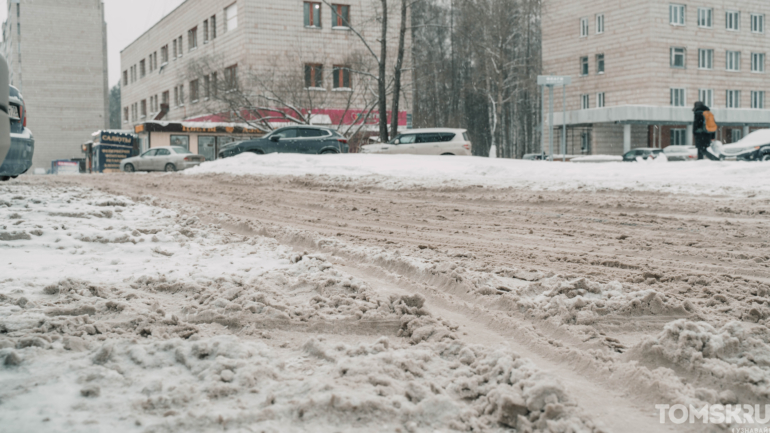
[1,0,109,171]
[543,0,770,155]
[121,0,410,157]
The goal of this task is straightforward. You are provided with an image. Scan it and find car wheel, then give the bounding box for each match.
[124,163,135,173]
[441,153,455,156]
[760,153,770,162]
[0,176,10,182]
[164,163,177,172]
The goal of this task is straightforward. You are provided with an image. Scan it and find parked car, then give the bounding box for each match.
[721,129,770,161]
[622,148,662,162]
[360,128,472,156]
[0,85,34,181]
[663,145,697,161]
[218,125,348,158]
[522,153,544,160]
[120,146,204,172]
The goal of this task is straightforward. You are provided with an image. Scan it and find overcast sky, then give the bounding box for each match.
[0,0,187,87]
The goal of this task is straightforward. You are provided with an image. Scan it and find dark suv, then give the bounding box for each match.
[218,125,348,158]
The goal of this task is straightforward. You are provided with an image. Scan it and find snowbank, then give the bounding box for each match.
[186,153,769,197]
[0,185,601,432]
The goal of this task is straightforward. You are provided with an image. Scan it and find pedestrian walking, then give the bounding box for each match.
[692,101,720,160]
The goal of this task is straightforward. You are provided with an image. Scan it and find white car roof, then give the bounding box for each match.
[396,128,467,134]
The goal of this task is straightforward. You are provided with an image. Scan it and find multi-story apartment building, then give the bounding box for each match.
[543,0,770,155]
[2,0,109,171]
[121,0,410,156]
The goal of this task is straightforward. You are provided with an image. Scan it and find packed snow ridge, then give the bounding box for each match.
[186,153,769,198]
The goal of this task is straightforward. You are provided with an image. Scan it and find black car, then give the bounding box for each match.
[218,125,348,158]
[622,148,663,162]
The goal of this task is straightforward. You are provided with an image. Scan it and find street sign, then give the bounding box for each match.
[537,75,572,86]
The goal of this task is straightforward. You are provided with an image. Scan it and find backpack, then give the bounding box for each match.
[703,111,718,133]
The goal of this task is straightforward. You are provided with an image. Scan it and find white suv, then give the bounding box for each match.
[360,128,472,156]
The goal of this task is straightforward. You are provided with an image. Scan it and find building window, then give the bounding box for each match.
[698,49,713,69]
[581,94,590,110]
[726,90,740,108]
[225,3,238,32]
[670,88,686,107]
[211,15,217,39]
[203,20,209,43]
[212,72,218,97]
[148,56,153,73]
[225,65,238,91]
[174,86,179,107]
[179,84,185,105]
[204,75,211,98]
[596,14,604,34]
[596,92,605,108]
[751,91,765,109]
[332,4,350,28]
[752,53,765,72]
[189,27,198,51]
[141,100,147,118]
[580,56,589,76]
[670,4,685,26]
[161,45,169,63]
[670,47,686,68]
[140,60,146,78]
[305,63,323,88]
[699,89,714,107]
[332,65,350,88]
[123,107,129,123]
[162,91,169,105]
[726,11,740,31]
[670,129,687,145]
[178,36,183,56]
[726,51,741,71]
[190,79,200,102]
[752,14,765,33]
[596,54,605,74]
[123,70,128,86]
[698,8,712,27]
[305,2,322,28]
[580,17,588,37]
[173,39,178,59]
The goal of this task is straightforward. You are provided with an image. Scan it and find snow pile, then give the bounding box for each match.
[633,319,770,402]
[185,153,770,197]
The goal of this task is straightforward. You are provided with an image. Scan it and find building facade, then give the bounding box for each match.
[120,0,410,156]
[2,0,109,171]
[543,0,770,155]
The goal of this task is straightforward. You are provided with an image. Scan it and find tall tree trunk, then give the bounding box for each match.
[390,0,407,138]
[378,0,389,143]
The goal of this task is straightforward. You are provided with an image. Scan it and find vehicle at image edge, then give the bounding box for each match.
[622,148,663,162]
[663,145,697,162]
[0,80,35,181]
[359,128,472,156]
[720,129,770,161]
[120,146,204,172]
[218,125,348,158]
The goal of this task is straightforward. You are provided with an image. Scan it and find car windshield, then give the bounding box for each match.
[172,147,192,154]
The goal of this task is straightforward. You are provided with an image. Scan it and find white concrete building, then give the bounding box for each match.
[2,0,109,171]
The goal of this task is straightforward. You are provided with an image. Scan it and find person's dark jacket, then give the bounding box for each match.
[692,104,716,146]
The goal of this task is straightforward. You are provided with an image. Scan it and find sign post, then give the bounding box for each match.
[537,75,571,161]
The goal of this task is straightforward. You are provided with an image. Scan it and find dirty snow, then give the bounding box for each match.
[185,153,770,197]
[0,185,602,432]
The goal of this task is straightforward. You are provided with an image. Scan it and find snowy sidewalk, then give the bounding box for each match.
[0,184,599,432]
[186,153,770,198]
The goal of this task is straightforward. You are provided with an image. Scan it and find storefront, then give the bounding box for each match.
[133,122,265,161]
[82,130,138,173]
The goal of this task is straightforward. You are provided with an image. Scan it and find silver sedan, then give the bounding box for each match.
[120,146,205,172]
